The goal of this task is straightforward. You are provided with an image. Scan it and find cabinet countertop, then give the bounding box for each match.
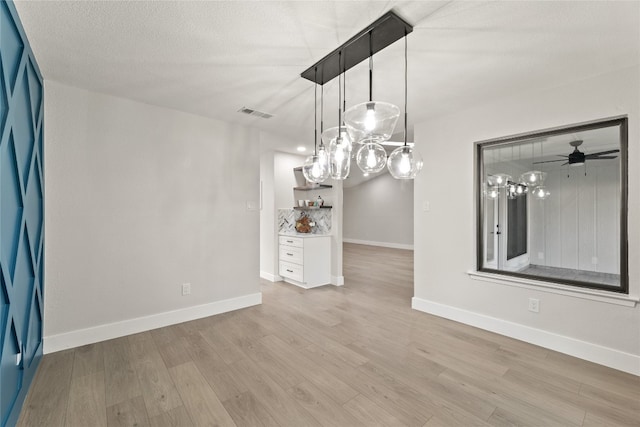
[279,232,331,239]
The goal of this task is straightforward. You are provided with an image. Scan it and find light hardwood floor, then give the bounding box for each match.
[18,243,640,426]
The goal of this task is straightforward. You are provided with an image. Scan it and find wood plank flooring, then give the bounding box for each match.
[18,243,640,426]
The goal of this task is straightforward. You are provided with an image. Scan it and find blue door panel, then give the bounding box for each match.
[0,1,44,425]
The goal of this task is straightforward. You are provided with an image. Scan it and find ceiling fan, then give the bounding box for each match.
[533,140,619,166]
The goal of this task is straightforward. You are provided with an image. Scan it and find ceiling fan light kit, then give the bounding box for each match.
[300,11,422,181]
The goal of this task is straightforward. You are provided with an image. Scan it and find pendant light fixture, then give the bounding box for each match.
[387,32,423,179]
[484,183,500,199]
[520,140,546,186]
[300,11,415,180]
[302,68,330,183]
[487,173,511,188]
[532,185,551,200]
[532,139,550,200]
[328,52,351,180]
[353,33,396,174]
[322,51,352,179]
[487,148,510,188]
[483,149,499,199]
[345,32,400,146]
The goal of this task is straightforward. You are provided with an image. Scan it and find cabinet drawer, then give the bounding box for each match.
[279,261,303,282]
[279,246,303,264]
[279,235,303,248]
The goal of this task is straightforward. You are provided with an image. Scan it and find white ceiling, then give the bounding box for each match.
[15,1,640,155]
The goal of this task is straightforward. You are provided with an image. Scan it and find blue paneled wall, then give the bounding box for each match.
[0,1,44,425]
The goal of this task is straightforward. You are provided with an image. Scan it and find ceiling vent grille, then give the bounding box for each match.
[238,107,274,119]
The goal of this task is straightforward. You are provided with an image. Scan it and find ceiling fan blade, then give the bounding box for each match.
[587,149,620,156]
[533,159,566,164]
[588,156,618,160]
[561,162,569,166]
[556,155,569,157]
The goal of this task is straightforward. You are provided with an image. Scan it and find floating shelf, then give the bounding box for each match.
[293,184,332,191]
[294,206,332,210]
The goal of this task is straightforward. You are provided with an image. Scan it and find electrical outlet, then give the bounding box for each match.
[538,252,544,260]
[422,201,430,212]
[528,298,540,313]
[182,283,191,296]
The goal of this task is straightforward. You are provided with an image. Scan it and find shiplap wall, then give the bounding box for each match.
[530,161,619,274]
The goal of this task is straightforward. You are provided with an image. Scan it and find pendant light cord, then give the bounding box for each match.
[343,50,347,114]
[338,51,342,137]
[404,31,408,147]
[369,32,373,102]
[320,82,324,135]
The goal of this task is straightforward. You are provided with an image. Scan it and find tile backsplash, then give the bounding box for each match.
[278,209,332,235]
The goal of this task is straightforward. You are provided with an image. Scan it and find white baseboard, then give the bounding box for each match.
[44,293,262,354]
[412,297,640,376]
[260,271,283,282]
[332,275,345,286]
[343,238,413,250]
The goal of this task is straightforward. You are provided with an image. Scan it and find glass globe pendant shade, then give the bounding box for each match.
[344,101,400,144]
[533,185,551,200]
[329,136,352,180]
[487,173,511,188]
[387,145,423,179]
[321,126,352,149]
[356,142,387,173]
[515,184,527,196]
[317,143,329,169]
[520,170,546,185]
[302,149,329,184]
[484,184,500,199]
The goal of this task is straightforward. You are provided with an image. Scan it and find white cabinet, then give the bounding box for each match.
[279,234,331,288]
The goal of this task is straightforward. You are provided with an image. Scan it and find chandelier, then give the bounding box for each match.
[300,11,423,181]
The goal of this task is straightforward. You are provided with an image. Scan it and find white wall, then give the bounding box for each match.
[274,152,304,209]
[259,148,304,281]
[414,66,640,374]
[530,162,620,274]
[344,173,414,249]
[259,149,276,279]
[44,81,261,351]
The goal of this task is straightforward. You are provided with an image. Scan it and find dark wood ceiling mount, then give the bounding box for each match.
[301,11,413,85]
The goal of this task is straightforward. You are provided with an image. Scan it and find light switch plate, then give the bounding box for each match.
[182,283,191,296]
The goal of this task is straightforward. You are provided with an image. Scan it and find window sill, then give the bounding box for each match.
[467,270,638,307]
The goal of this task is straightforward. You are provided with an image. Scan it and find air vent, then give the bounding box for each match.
[238,106,274,119]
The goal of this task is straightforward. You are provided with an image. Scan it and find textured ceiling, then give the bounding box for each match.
[14,1,640,155]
